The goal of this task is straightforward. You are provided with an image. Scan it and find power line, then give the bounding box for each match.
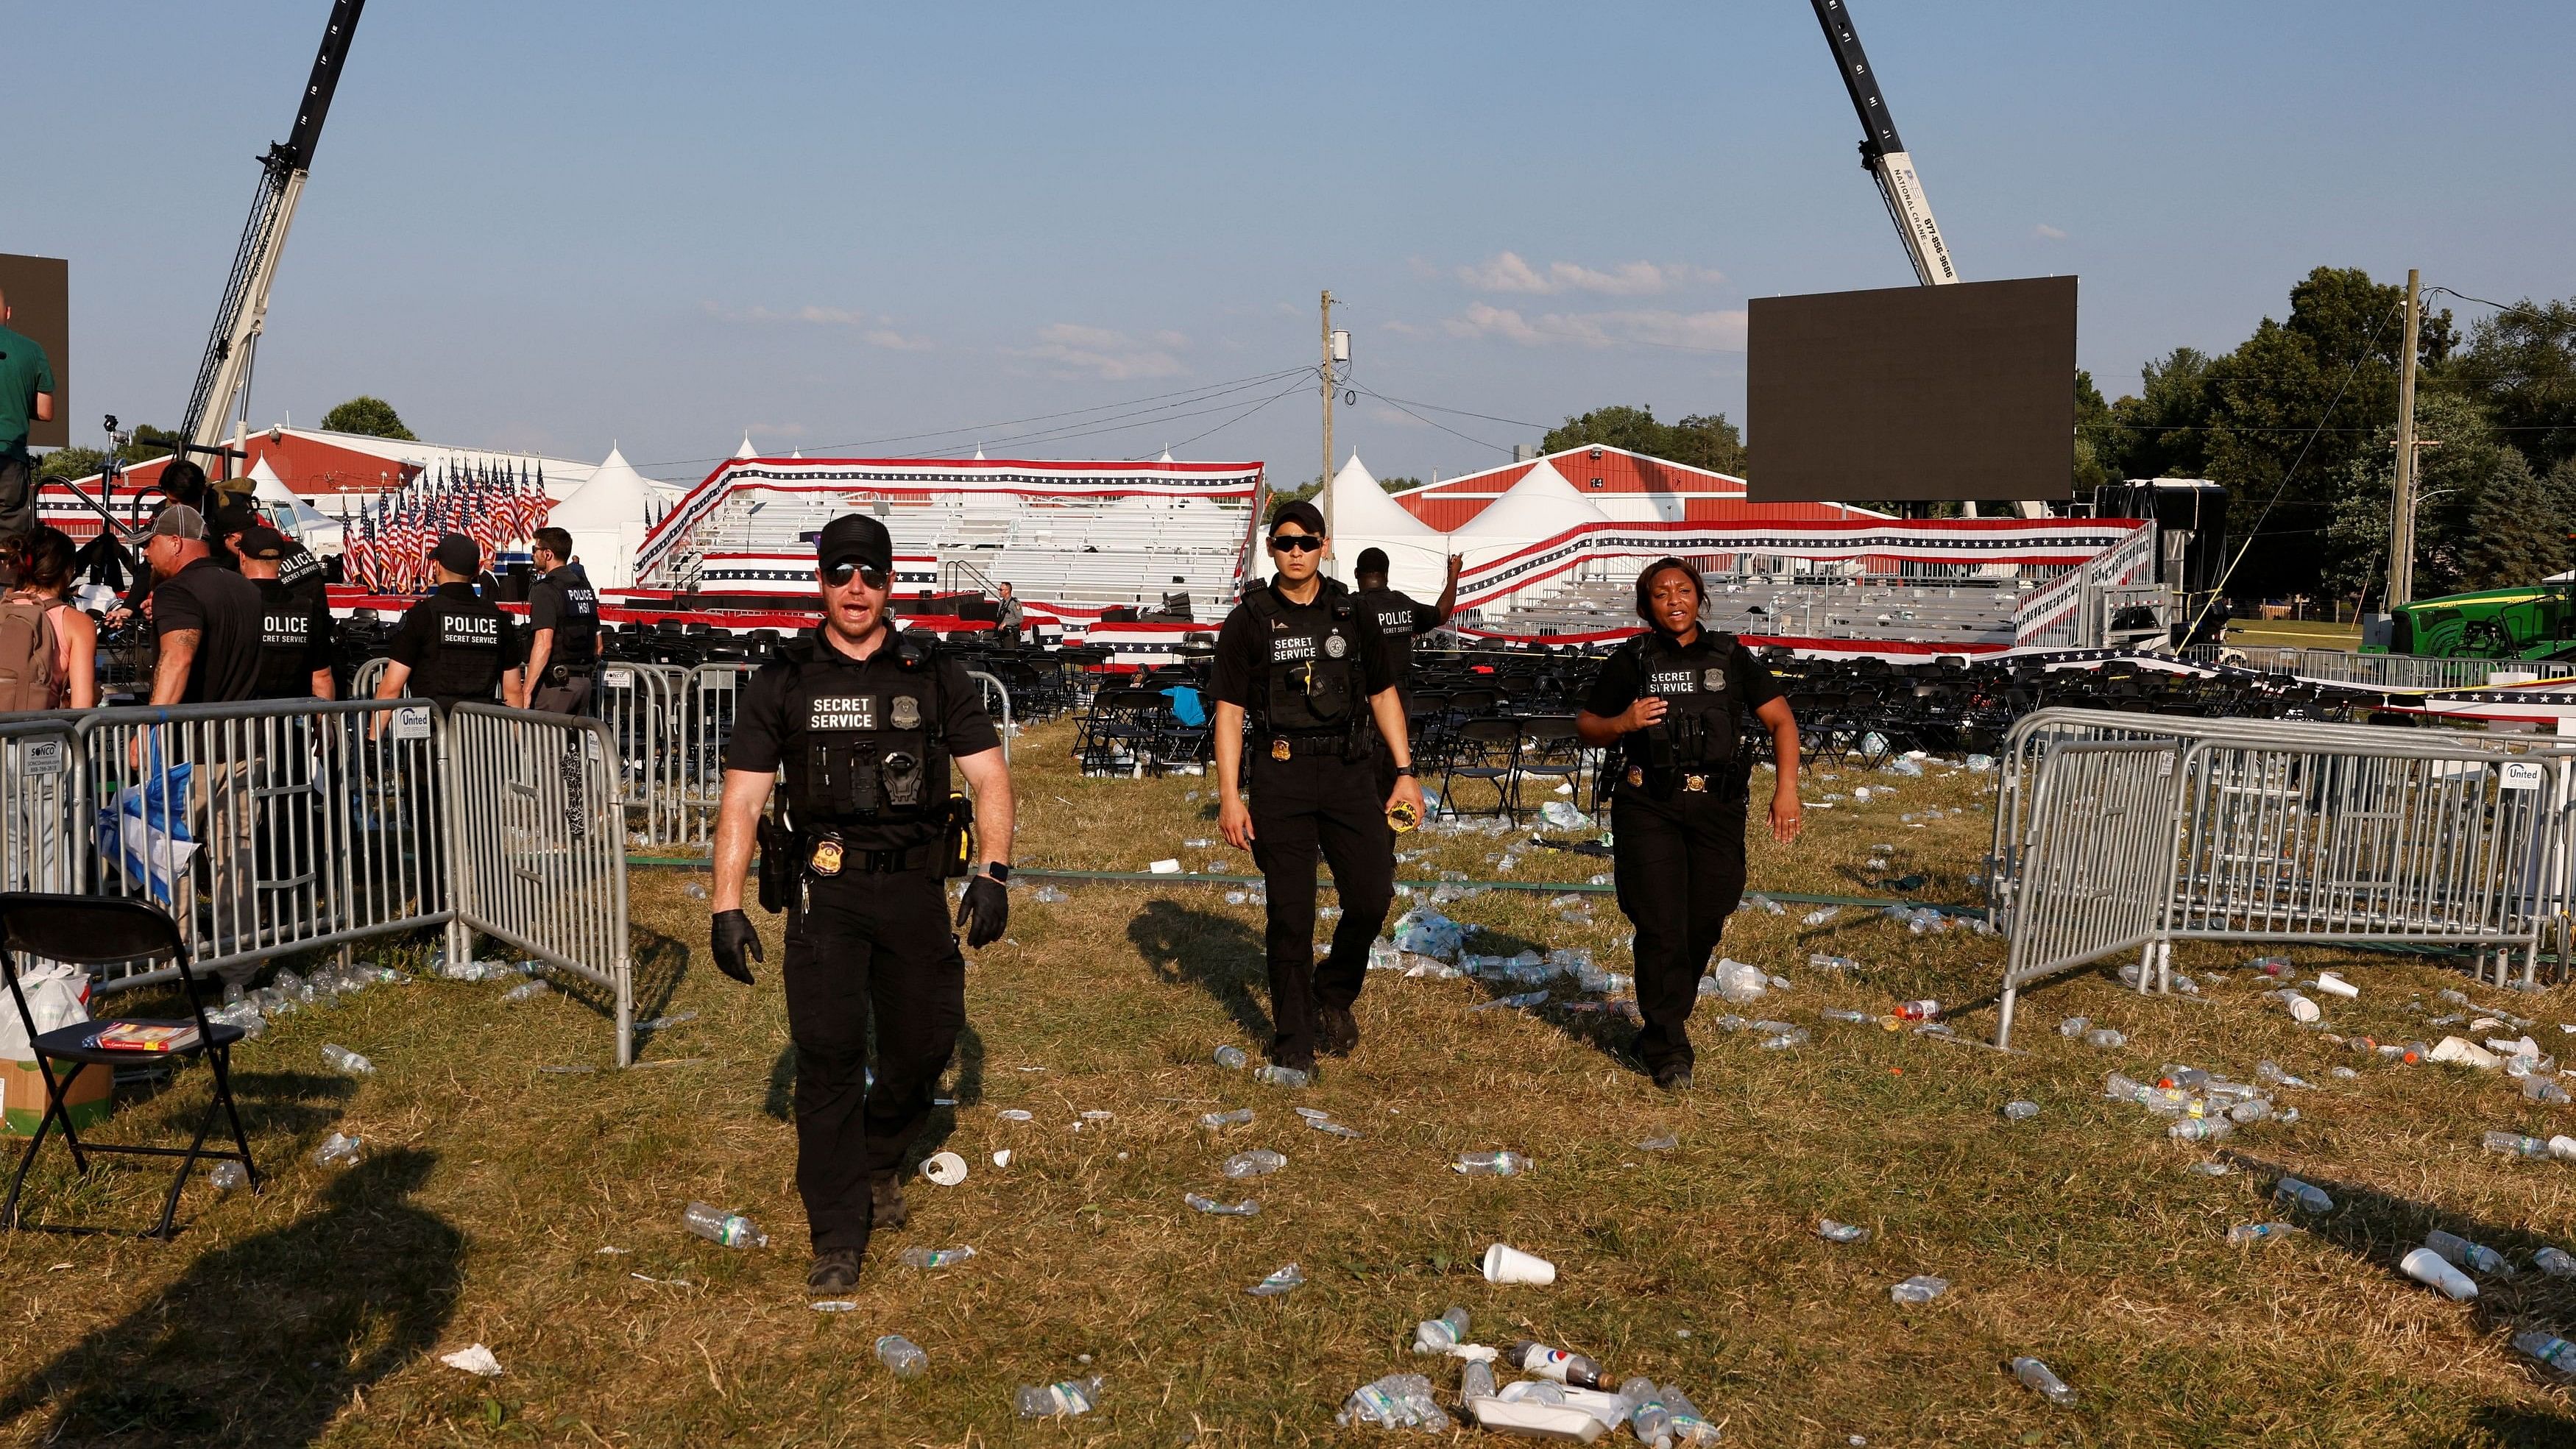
[1347,383,1518,456]
[2426,285,2574,326]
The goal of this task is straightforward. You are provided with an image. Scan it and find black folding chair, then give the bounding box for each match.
[1,893,258,1239]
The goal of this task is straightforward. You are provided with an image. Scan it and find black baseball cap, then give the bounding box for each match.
[431,533,481,576]
[1268,499,1326,536]
[816,513,894,574]
[233,524,290,561]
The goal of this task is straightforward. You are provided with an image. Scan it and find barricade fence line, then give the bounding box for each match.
[1995,740,2185,1048]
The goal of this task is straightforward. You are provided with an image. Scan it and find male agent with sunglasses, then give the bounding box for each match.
[1211,498,1426,1077]
[707,512,1018,1296]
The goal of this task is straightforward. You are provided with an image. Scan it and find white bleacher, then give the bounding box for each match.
[1479,572,2023,648]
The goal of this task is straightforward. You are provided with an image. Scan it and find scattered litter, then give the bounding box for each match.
[500,979,550,1004]
[1705,959,1769,1003]
[998,1108,1034,1122]
[1253,1064,1311,1088]
[2516,1330,2576,1373]
[2273,1176,2335,1214]
[439,1344,505,1377]
[1149,859,1181,874]
[1213,1044,1250,1069]
[1482,1242,1556,1285]
[898,1246,975,1269]
[2187,1161,2234,1177]
[2084,1028,2127,1050]
[313,1132,363,1167]
[1246,1262,1305,1296]
[2009,1357,2075,1406]
[2426,1227,2516,1277]
[1802,907,1842,927]
[1635,1133,1679,1152]
[320,1044,374,1077]
[2432,1037,2500,1069]
[636,1010,698,1032]
[1015,1376,1103,1419]
[875,1334,929,1378]
[1184,1193,1260,1216]
[991,1149,1012,1167]
[630,1272,691,1286]
[1473,990,1551,1013]
[2536,1247,2576,1278]
[1819,1219,1872,1244]
[2400,1246,2479,1300]
[1080,1110,1114,1122]
[1221,1149,1288,1179]
[1307,1118,1364,1138]
[2227,1222,2300,1245]
[1413,1306,1471,1355]
[1031,885,1069,903]
[2002,1101,2040,1123]
[921,1151,969,1186]
[682,1201,767,1248]
[1340,1372,1451,1433]
[1455,1150,1530,1176]
[2314,971,2359,999]
[1200,1108,1254,1129]
[208,1160,249,1192]
[810,1300,857,1312]
[1889,1274,1948,1305]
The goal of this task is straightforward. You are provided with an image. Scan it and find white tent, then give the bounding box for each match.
[244,457,345,550]
[1321,452,1450,598]
[1446,457,1609,567]
[735,435,760,459]
[549,446,659,589]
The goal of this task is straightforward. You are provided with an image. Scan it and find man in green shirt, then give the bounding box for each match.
[0,286,59,545]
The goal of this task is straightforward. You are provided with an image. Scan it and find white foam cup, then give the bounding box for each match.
[921,1151,969,1186]
[2400,1246,2477,1301]
[1482,1242,1557,1286]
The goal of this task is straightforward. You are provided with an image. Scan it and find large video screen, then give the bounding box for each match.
[0,254,67,450]
[1747,275,2076,503]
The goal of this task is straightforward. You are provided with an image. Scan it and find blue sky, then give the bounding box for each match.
[11,1,2571,487]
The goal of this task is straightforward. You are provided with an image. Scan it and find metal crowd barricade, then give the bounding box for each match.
[69,698,450,991]
[0,719,84,893]
[1992,725,2576,1046]
[2178,645,2531,693]
[969,670,1013,763]
[445,704,635,1065]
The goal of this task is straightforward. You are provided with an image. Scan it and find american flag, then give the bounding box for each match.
[344,455,554,592]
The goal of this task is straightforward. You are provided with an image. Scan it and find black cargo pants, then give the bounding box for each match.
[1610,782,1749,1077]
[1248,747,1395,1066]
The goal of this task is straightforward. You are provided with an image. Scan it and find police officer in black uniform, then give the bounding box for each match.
[1350,545,1461,797]
[374,534,527,713]
[1577,557,1803,1091]
[523,526,601,715]
[707,512,1017,1296]
[233,524,335,700]
[1211,500,1426,1076]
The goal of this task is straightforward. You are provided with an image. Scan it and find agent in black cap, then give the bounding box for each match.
[1574,557,1802,1091]
[706,510,1018,1296]
[375,534,526,712]
[1350,544,1462,798]
[235,523,336,700]
[523,525,602,715]
[1209,498,1426,1076]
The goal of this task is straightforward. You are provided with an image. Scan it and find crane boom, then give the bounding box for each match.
[181,0,367,453]
[1808,0,1956,287]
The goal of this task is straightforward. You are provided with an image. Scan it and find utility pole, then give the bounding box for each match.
[2386,268,2423,610]
[1319,290,1336,535]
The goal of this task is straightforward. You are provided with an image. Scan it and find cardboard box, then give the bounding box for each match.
[3,1057,113,1137]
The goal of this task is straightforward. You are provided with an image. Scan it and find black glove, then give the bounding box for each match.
[710,909,763,985]
[955,876,1008,949]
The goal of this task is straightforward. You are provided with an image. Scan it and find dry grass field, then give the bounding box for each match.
[3,717,2574,1446]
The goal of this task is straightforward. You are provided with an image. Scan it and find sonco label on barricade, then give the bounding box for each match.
[392,705,432,741]
[21,738,63,775]
[603,667,634,689]
[2500,762,2544,791]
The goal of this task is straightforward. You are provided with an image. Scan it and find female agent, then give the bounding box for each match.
[1576,557,1802,1091]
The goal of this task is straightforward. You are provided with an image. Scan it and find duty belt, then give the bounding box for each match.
[1261,731,1351,760]
[1625,765,1716,793]
[802,835,940,876]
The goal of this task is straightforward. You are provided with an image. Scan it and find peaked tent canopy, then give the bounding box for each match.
[549,446,662,588]
[1446,456,1609,563]
[1321,452,1449,597]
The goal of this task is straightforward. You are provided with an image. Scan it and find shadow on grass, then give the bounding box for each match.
[2459,1406,2576,1448]
[1128,899,1270,1041]
[760,1022,981,1176]
[1454,922,1645,1071]
[0,1148,461,1448]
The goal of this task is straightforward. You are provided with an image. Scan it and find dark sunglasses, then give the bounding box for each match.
[822,562,891,590]
[1268,534,1325,553]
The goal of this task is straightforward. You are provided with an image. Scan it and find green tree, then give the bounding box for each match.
[2324,389,2563,604]
[1377,475,1424,494]
[2450,295,2576,475]
[2072,369,2117,499]
[1666,414,1747,476]
[321,395,416,440]
[32,444,105,481]
[1538,404,1747,476]
[2100,348,2216,482]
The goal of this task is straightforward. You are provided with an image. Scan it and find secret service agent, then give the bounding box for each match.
[1211,499,1426,1077]
[375,533,526,712]
[524,525,601,715]
[1577,556,1802,1091]
[707,511,1018,1297]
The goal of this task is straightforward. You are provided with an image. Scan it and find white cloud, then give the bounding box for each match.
[1005,323,1186,381]
[2033,223,2069,241]
[707,302,933,349]
[1454,251,1724,297]
[1442,302,1745,352]
[863,328,934,351]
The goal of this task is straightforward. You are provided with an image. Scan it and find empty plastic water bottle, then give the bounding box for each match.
[1661,1384,1721,1445]
[875,1334,927,1378]
[1199,1108,1253,1129]
[2010,1356,2075,1405]
[1455,1149,1529,1176]
[1404,1306,1470,1356]
[313,1131,363,1166]
[1221,1148,1287,1179]
[2516,1329,2576,1373]
[682,1201,768,1249]
[2272,1176,2333,1214]
[1213,1044,1249,1069]
[1253,1064,1309,1088]
[1015,1375,1102,1419]
[500,979,550,1003]
[2227,1222,2300,1245]
[2426,1228,2515,1277]
[1183,1193,1259,1216]
[2536,1247,2576,1278]
[898,1246,974,1269]
[2524,1077,2572,1105]
[2083,1027,2126,1049]
[2483,1130,2552,1161]
[321,1044,375,1076]
[1619,1376,1671,1444]
[2168,1117,2234,1143]
[1889,1274,1948,1305]
[2002,1101,2040,1122]
[1808,953,1860,972]
[2226,1098,2275,1125]
[209,1160,249,1192]
[1817,1218,1872,1244]
[1247,1263,1304,1296]
[1461,1360,1499,1402]
[1821,1008,1873,1024]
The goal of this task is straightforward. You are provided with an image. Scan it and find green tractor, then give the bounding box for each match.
[2371,581,2576,661]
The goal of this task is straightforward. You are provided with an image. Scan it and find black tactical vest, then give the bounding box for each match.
[408,586,509,704]
[1620,630,1740,781]
[1248,579,1363,734]
[252,578,320,700]
[778,628,949,842]
[534,564,601,668]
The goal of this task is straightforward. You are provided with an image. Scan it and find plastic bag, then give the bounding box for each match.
[0,962,91,1062]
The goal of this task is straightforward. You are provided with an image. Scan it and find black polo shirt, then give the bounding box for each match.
[151,556,265,703]
[1209,576,1399,723]
[1354,585,1445,682]
[389,582,526,709]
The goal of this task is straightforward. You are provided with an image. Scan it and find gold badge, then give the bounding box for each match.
[808,837,845,876]
[1271,738,1292,761]
[1685,773,1708,793]
[1627,765,1645,787]
[891,695,922,729]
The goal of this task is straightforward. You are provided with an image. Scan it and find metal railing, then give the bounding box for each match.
[0,720,83,893]
[1995,740,2187,1047]
[2179,645,2533,692]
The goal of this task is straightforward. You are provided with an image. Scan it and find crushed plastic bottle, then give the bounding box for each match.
[2227,1222,2301,1245]
[1761,1025,1811,1049]
[2425,1227,2516,1277]
[1511,1340,1606,1389]
[1662,1384,1722,1445]
[1015,1375,1102,1419]
[1340,1372,1450,1432]
[1200,1108,1254,1129]
[1183,1193,1260,1216]
[897,1246,975,1269]
[2081,1027,2127,1050]
[1819,1219,1872,1244]
[208,1160,250,1192]
[313,1131,363,1166]
[1889,1274,1948,1305]
[1307,1118,1363,1139]
[1454,1150,1529,1176]
[2483,1130,2553,1161]
[500,979,550,1003]
[2272,1176,2334,1214]
[320,1044,375,1076]
[1253,1064,1310,1088]
[1636,1133,1680,1151]
[1212,1044,1250,1069]
[2002,1100,2041,1122]
[2537,1247,2576,1278]
[1221,1148,1287,1179]
[2010,1356,2075,1405]
[875,1334,928,1378]
[1246,1263,1305,1296]
[682,1200,768,1249]
[1413,1305,1471,1354]
[2516,1329,2576,1374]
